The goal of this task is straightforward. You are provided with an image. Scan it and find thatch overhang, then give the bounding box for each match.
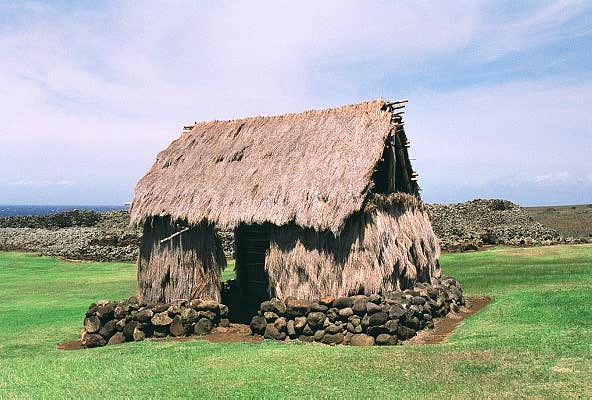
[131,100,405,234]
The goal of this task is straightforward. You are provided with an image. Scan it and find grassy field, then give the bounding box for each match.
[525,204,592,238]
[0,245,590,399]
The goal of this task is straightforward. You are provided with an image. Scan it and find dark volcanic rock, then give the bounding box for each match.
[350,334,375,346]
[338,307,354,319]
[307,312,326,329]
[98,320,116,338]
[287,320,297,337]
[388,304,406,319]
[194,318,213,335]
[310,302,329,312]
[325,324,343,334]
[411,296,426,306]
[376,334,397,346]
[169,315,185,337]
[136,309,153,322]
[82,333,106,348]
[352,300,368,316]
[133,327,145,341]
[368,312,389,327]
[195,300,219,313]
[107,332,126,345]
[249,315,267,335]
[269,298,286,315]
[365,302,382,315]
[321,332,344,345]
[286,299,311,318]
[333,297,354,309]
[397,325,416,340]
[84,316,101,333]
[122,321,139,341]
[264,324,283,340]
[151,312,173,326]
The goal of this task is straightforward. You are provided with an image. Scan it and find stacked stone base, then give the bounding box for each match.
[81,297,229,348]
[249,276,464,346]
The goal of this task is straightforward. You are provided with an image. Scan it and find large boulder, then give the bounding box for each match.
[180,308,198,324]
[286,299,311,318]
[122,321,139,341]
[321,332,344,345]
[264,324,284,340]
[132,327,145,341]
[352,299,368,316]
[293,316,307,331]
[169,315,185,337]
[96,304,115,321]
[195,300,219,313]
[98,320,116,338]
[107,332,126,345]
[269,298,287,315]
[84,316,101,333]
[82,332,106,348]
[366,302,382,315]
[388,305,406,319]
[376,334,397,346]
[368,312,389,326]
[249,315,267,335]
[151,311,173,326]
[307,312,326,329]
[194,318,213,335]
[136,309,153,322]
[350,334,375,346]
[333,297,354,309]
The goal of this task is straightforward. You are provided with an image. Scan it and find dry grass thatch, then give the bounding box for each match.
[137,217,226,303]
[130,100,394,234]
[264,193,440,300]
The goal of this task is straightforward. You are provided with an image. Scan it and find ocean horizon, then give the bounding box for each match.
[0,205,128,217]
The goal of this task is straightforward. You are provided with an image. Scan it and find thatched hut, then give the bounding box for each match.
[130,100,440,306]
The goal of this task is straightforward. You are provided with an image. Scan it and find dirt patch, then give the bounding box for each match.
[151,324,262,344]
[197,324,263,344]
[405,296,491,345]
[57,339,84,350]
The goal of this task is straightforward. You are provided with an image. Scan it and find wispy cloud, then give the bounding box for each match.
[6,180,76,187]
[534,171,592,185]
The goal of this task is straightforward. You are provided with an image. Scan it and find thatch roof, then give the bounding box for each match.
[131,99,401,233]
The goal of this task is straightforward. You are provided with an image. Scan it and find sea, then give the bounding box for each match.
[0,205,128,217]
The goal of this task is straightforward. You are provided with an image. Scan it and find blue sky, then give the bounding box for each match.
[1,1,591,206]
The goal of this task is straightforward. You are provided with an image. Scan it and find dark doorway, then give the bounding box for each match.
[227,223,271,322]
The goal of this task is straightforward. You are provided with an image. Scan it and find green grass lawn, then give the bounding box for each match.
[0,245,590,399]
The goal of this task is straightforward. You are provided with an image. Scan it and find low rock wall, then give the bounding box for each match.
[249,276,464,346]
[81,297,229,348]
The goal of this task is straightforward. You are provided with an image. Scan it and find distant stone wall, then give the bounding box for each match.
[0,210,237,261]
[0,210,141,262]
[427,199,583,251]
[4,199,589,262]
[81,297,229,348]
[249,276,464,346]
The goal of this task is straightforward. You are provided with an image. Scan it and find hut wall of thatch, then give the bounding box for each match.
[137,217,226,303]
[264,193,440,300]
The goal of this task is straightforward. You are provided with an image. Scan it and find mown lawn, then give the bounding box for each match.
[0,245,590,399]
